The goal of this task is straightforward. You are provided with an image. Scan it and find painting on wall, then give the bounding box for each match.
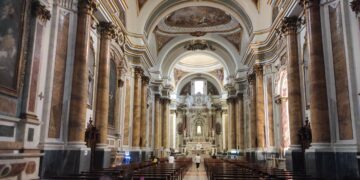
[0,0,27,96]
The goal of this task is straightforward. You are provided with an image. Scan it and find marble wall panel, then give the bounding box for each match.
[28,22,43,112]
[0,95,17,116]
[267,77,274,146]
[329,3,353,140]
[123,79,131,145]
[48,11,70,138]
[108,60,116,128]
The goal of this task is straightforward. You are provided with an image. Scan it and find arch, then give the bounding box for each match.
[156,35,243,76]
[175,72,223,96]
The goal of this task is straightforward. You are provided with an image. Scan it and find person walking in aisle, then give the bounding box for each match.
[195,154,201,171]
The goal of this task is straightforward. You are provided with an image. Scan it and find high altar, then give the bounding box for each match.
[175,89,224,155]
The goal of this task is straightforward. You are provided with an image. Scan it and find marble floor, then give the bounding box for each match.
[183,162,208,180]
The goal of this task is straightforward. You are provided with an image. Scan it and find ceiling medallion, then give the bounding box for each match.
[184,40,215,51]
[190,31,207,37]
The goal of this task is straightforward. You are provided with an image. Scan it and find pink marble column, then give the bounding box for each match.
[140,76,149,148]
[300,0,330,143]
[132,67,143,147]
[95,22,115,146]
[281,17,303,146]
[68,0,97,143]
[254,64,265,148]
[154,95,162,149]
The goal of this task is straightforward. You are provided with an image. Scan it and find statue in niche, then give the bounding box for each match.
[298,119,312,151]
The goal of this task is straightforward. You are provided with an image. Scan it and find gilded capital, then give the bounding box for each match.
[247,73,255,84]
[98,22,117,39]
[142,76,150,85]
[134,66,143,78]
[351,0,360,15]
[78,0,98,15]
[226,97,235,104]
[32,1,51,22]
[281,16,301,34]
[253,64,263,75]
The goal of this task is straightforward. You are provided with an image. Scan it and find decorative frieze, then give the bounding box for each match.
[184,40,215,51]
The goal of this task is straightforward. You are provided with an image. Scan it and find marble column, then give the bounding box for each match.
[68,0,97,144]
[132,67,143,148]
[95,22,115,147]
[281,17,303,146]
[238,94,245,150]
[254,64,265,148]
[162,98,170,149]
[248,73,257,149]
[140,76,149,148]
[154,95,161,149]
[301,0,330,143]
[227,97,236,149]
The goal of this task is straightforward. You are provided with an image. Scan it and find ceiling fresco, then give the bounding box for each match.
[153,6,243,53]
[165,6,232,28]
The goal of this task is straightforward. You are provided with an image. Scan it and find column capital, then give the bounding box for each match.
[226,97,236,104]
[134,66,143,78]
[142,76,150,85]
[161,98,171,104]
[299,0,319,9]
[253,64,263,76]
[98,22,117,39]
[32,1,51,22]
[281,16,302,34]
[78,0,98,15]
[351,0,360,15]
[247,73,256,84]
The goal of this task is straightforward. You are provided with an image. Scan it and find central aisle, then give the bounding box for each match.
[183,157,208,180]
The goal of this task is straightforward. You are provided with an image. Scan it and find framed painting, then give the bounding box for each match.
[0,0,28,96]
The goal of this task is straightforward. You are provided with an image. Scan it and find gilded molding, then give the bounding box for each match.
[351,0,360,14]
[32,1,51,22]
[78,0,98,15]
